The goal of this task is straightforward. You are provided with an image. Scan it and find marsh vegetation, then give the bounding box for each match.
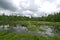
[0,12,60,40]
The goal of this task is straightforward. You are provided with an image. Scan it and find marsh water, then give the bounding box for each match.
[0,24,60,37]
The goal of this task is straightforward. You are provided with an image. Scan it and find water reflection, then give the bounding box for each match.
[39,26,54,36]
[13,25,28,33]
[0,24,60,37]
[0,25,9,30]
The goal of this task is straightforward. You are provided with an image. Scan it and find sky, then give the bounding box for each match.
[0,0,60,17]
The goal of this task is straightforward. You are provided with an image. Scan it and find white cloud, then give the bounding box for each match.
[40,1,57,13]
[56,0,60,4]
[0,0,60,17]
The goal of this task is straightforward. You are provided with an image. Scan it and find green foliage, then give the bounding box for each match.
[46,12,60,22]
[27,25,38,31]
[0,12,60,22]
[0,30,7,36]
[0,31,60,40]
[39,28,45,32]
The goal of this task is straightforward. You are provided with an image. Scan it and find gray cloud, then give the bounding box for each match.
[0,0,60,17]
[57,4,60,8]
[0,0,17,11]
[47,0,55,3]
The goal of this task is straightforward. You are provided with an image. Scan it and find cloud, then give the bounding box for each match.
[0,0,17,11]
[0,0,60,17]
[40,1,57,13]
[19,0,38,12]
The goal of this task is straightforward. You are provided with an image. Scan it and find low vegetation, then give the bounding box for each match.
[0,30,60,40]
[0,12,60,40]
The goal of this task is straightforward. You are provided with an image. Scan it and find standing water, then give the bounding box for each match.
[0,24,60,37]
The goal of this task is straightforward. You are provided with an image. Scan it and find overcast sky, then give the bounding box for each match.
[0,0,60,17]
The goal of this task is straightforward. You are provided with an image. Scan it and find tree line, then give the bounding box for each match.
[0,12,60,22]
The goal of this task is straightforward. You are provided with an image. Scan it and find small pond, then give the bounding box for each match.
[0,24,60,37]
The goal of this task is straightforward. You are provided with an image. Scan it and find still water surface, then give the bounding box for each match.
[0,24,60,37]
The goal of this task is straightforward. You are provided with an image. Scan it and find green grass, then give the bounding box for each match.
[0,31,60,40]
[0,30,7,36]
[39,28,45,32]
[14,21,60,27]
[0,21,60,27]
[27,25,38,31]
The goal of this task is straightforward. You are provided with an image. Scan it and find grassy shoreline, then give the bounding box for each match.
[0,21,60,40]
[0,31,60,40]
[0,21,60,27]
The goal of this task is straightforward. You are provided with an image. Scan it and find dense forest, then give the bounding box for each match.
[0,12,60,22]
